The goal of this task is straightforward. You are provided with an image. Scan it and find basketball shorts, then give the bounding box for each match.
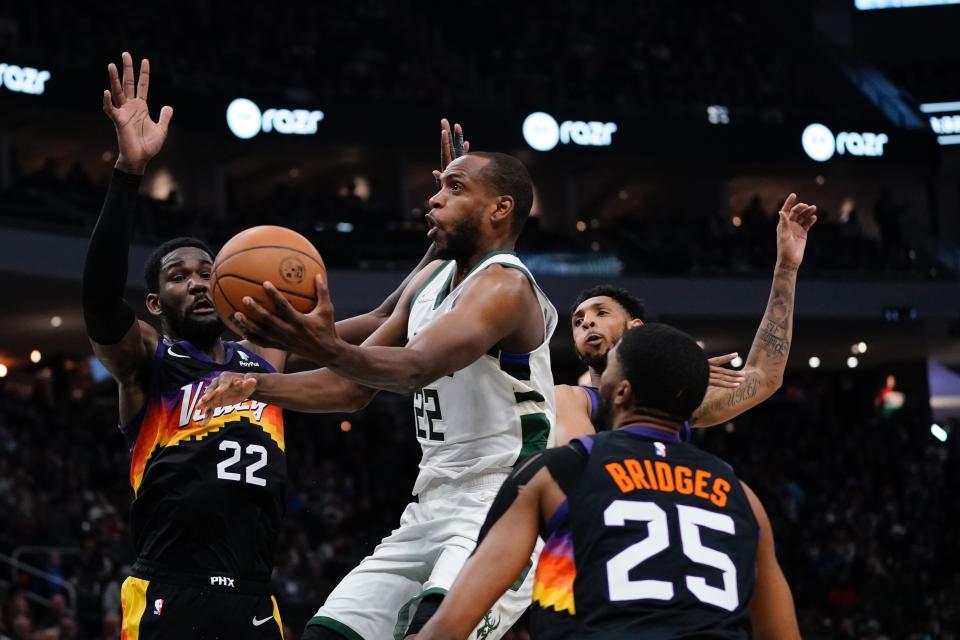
[305,471,540,640]
[120,570,283,640]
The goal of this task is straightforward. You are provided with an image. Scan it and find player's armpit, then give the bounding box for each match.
[743,482,800,640]
[689,370,779,428]
[554,385,596,445]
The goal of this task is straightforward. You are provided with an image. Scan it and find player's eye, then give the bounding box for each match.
[201,271,212,280]
[573,318,582,327]
[450,182,462,192]
[170,274,186,282]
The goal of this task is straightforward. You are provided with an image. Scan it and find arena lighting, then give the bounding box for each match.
[808,356,821,369]
[0,364,7,378]
[0,62,51,95]
[226,98,324,140]
[919,102,960,145]
[801,123,888,162]
[50,316,62,328]
[847,356,859,369]
[522,111,617,152]
[30,350,42,363]
[857,342,868,354]
[731,356,744,368]
[930,424,948,442]
[856,0,960,9]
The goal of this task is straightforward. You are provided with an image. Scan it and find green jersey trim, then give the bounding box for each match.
[306,616,364,640]
[408,260,452,313]
[395,587,449,640]
[519,412,551,461]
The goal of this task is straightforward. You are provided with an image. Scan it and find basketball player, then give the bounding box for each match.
[198,150,556,640]
[557,193,817,445]
[417,324,800,639]
[84,52,433,639]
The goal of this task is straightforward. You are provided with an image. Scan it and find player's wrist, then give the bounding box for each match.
[114,157,148,175]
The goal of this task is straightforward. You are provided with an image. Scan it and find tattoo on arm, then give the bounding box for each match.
[747,262,797,370]
[690,261,799,427]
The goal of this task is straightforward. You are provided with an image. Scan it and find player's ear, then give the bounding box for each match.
[614,379,632,409]
[628,318,644,329]
[145,293,163,317]
[490,195,514,226]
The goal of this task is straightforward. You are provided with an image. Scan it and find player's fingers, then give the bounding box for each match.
[157,106,174,134]
[463,140,470,154]
[262,281,299,323]
[102,90,117,117]
[453,123,465,159]
[108,63,125,106]
[315,274,331,306]
[779,193,797,214]
[709,378,743,389]
[440,128,451,169]
[137,58,150,100]
[707,352,739,366]
[239,299,283,332]
[121,51,136,100]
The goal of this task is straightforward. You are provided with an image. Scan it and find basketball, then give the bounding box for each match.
[211,225,326,332]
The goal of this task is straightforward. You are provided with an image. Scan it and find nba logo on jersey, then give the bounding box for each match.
[655,442,667,458]
[153,599,164,616]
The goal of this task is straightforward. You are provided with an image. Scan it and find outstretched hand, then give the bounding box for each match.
[433,118,469,184]
[234,275,340,365]
[708,352,747,389]
[195,372,258,418]
[102,51,173,175]
[776,193,817,267]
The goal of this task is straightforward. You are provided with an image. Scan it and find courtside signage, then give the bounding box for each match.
[522,111,617,151]
[801,123,889,162]
[0,62,51,96]
[226,98,324,140]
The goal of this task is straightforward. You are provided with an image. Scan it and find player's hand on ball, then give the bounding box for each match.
[776,193,817,267]
[102,52,173,175]
[235,275,340,364]
[708,352,747,389]
[196,372,258,418]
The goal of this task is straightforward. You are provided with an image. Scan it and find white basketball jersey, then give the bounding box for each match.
[406,252,558,495]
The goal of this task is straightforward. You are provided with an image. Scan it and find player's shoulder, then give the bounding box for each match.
[555,383,592,407]
[464,261,534,301]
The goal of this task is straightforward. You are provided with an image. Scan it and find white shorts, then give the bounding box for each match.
[309,471,538,640]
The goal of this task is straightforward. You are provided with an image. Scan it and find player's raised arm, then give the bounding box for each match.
[690,194,817,428]
[83,52,173,420]
[742,482,801,639]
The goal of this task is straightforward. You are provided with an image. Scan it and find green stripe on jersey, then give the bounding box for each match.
[519,413,550,461]
[514,390,546,403]
[306,616,364,640]
[408,261,452,313]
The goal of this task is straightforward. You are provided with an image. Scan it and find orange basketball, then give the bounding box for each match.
[211,225,326,333]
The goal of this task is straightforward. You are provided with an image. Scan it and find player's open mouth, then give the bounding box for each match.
[426,216,439,239]
[585,334,604,347]
[191,299,216,314]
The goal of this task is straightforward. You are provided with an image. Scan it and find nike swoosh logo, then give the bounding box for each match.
[167,346,191,359]
[252,616,273,627]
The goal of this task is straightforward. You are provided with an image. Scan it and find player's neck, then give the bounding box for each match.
[613,412,683,437]
[452,241,515,287]
[588,367,603,387]
[166,333,228,364]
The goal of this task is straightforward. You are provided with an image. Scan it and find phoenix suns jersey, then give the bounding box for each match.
[406,252,558,496]
[120,338,287,584]
[532,427,758,639]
